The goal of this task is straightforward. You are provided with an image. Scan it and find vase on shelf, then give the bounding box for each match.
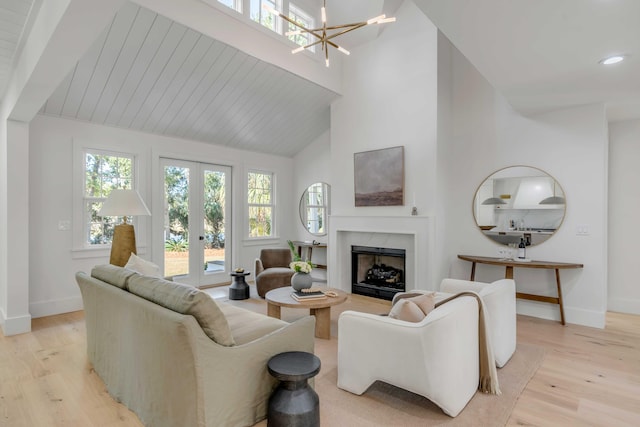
[291,272,313,291]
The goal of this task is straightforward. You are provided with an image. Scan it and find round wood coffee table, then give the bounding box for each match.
[265,286,347,339]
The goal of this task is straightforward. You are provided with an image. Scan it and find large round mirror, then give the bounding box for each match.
[473,166,565,246]
[299,182,330,236]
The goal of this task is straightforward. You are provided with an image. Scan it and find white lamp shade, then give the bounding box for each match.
[98,189,151,217]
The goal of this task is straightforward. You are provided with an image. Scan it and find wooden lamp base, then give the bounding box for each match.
[110,223,137,267]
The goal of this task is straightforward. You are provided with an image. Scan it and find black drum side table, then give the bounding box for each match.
[229,270,250,300]
[267,351,320,427]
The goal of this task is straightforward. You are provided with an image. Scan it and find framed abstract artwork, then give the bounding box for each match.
[354,146,404,207]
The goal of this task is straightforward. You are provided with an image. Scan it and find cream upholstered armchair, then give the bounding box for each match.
[440,278,516,368]
[337,295,480,417]
[255,248,294,297]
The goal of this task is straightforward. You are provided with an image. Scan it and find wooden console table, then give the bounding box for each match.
[457,254,583,325]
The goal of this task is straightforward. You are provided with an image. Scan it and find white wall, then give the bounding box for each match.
[28,114,295,318]
[608,119,640,314]
[293,129,331,242]
[330,0,439,218]
[438,36,609,327]
[292,130,331,277]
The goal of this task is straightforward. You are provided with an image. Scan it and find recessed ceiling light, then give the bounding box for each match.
[599,55,626,65]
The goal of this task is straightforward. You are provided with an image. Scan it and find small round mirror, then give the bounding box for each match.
[473,166,565,246]
[299,182,330,236]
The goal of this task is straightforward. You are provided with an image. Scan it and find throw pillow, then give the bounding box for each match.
[125,253,161,278]
[407,292,436,316]
[388,299,426,322]
[128,274,235,346]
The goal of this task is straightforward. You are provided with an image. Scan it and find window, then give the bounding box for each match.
[250,0,282,33]
[216,0,242,13]
[248,171,274,237]
[288,3,315,52]
[84,150,134,245]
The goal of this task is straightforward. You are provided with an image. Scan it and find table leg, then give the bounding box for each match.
[505,266,514,279]
[310,307,330,339]
[555,269,566,325]
[470,262,477,281]
[267,303,281,319]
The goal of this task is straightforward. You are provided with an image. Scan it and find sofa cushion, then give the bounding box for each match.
[219,303,289,345]
[388,299,426,322]
[91,264,137,289]
[125,253,161,278]
[128,274,235,346]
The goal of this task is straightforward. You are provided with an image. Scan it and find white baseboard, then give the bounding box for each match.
[29,296,84,319]
[0,308,32,336]
[564,306,606,329]
[516,300,606,328]
[608,297,640,315]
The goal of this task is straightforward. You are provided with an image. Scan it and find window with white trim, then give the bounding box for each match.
[83,150,134,246]
[288,3,315,52]
[250,0,283,34]
[247,170,274,237]
[216,0,242,13]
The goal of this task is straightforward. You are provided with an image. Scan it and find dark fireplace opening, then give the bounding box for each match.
[351,245,406,301]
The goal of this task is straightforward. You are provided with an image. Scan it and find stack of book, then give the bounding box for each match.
[291,290,326,301]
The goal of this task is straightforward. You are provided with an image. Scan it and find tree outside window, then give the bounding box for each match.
[84,151,133,245]
[288,3,315,51]
[216,0,242,13]
[250,0,281,33]
[248,171,274,237]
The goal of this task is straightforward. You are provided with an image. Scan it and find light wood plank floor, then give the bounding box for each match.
[1,292,638,426]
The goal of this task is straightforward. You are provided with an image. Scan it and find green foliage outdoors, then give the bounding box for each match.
[164,166,226,250]
[86,153,132,245]
[165,237,189,252]
[248,172,273,237]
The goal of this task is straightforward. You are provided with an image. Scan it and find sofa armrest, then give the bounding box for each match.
[193,315,316,426]
[255,258,264,277]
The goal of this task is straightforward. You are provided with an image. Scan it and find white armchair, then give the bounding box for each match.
[440,278,516,368]
[337,295,480,417]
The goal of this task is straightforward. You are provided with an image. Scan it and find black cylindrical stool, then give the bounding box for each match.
[229,270,250,300]
[267,351,321,427]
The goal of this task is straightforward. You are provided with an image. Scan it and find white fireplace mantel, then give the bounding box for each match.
[328,215,436,294]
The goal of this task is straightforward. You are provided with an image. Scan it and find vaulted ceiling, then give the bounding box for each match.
[2,0,640,157]
[38,2,340,157]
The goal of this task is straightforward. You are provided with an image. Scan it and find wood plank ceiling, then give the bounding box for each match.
[0,0,34,95]
[39,2,340,157]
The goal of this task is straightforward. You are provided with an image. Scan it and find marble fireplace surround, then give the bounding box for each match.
[328,215,436,294]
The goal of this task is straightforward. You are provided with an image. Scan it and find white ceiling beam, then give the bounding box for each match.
[4,0,127,122]
[132,0,342,95]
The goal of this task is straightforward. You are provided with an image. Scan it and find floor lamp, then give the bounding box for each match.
[98,189,151,267]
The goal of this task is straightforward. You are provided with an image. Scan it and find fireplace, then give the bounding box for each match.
[351,245,406,300]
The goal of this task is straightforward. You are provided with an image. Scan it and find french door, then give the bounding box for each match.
[161,158,231,287]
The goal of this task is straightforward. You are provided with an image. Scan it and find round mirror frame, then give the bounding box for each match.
[472,165,566,247]
[299,182,331,236]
